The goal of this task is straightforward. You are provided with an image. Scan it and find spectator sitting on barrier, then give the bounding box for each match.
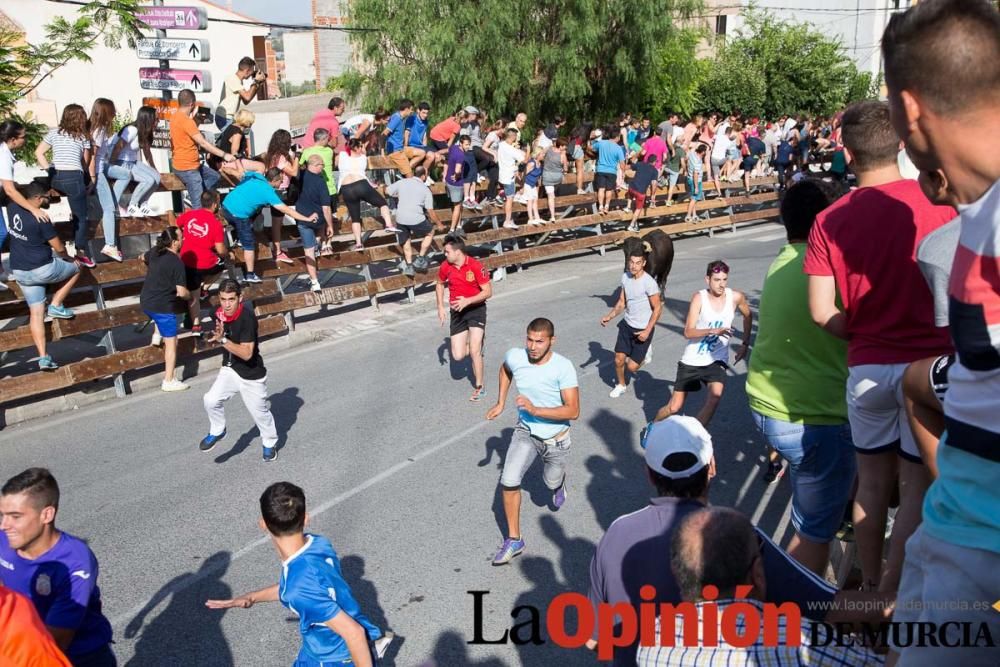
[221,167,318,285]
[106,105,161,222]
[0,120,48,289]
[387,165,441,277]
[337,137,397,250]
[404,102,439,174]
[383,98,416,177]
[263,130,300,266]
[34,103,96,268]
[300,128,338,255]
[216,56,265,130]
[429,106,466,156]
[6,183,80,372]
[179,189,228,337]
[300,96,345,151]
[141,227,192,392]
[212,109,264,183]
[170,89,233,211]
[297,155,335,293]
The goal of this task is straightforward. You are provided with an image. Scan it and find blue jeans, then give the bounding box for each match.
[0,207,7,256]
[174,164,220,209]
[110,162,160,211]
[751,410,856,542]
[52,170,89,250]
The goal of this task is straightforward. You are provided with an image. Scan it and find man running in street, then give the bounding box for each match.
[602,245,662,398]
[199,279,280,462]
[653,260,752,426]
[206,481,393,666]
[486,318,580,565]
[436,234,493,402]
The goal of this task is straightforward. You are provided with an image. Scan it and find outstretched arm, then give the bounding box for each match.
[205,584,279,610]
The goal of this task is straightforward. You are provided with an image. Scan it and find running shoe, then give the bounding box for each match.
[502,221,517,230]
[474,200,485,211]
[401,262,415,277]
[310,279,322,293]
[609,384,627,398]
[126,204,142,218]
[462,199,477,210]
[470,385,485,402]
[627,222,639,232]
[138,204,157,217]
[275,250,294,265]
[46,304,75,319]
[553,481,568,510]
[243,272,263,284]
[100,244,124,262]
[38,355,59,372]
[412,256,429,273]
[161,378,190,392]
[262,446,278,462]
[492,537,525,566]
[199,429,226,452]
[374,632,395,659]
[191,324,203,337]
[763,459,785,484]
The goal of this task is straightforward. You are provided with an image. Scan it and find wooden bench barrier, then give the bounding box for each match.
[1,177,781,406]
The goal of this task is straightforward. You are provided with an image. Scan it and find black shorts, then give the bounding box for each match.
[595,172,617,191]
[450,304,487,335]
[396,220,433,244]
[184,265,222,292]
[674,360,728,392]
[614,320,653,365]
[430,138,451,151]
[929,353,955,405]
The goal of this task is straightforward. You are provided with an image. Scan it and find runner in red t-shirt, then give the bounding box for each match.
[804,101,956,595]
[178,189,227,335]
[436,233,492,401]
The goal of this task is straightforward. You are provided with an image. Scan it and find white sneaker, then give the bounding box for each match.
[66,241,77,258]
[101,244,124,262]
[609,384,628,398]
[309,279,322,293]
[161,378,189,392]
[138,204,156,217]
[644,344,653,365]
[126,205,141,218]
[374,632,395,659]
[426,176,435,186]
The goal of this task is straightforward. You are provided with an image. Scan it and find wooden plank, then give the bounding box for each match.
[0,316,287,404]
[53,215,174,241]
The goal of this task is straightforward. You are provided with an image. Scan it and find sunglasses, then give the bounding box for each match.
[709,262,730,274]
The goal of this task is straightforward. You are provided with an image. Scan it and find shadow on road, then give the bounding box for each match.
[340,555,404,666]
[586,409,649,532]
[123,551,233,667]
[417,630,508,667]
[213,386,304,463]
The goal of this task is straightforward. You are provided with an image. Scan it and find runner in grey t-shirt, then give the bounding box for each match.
[601,249,662,398]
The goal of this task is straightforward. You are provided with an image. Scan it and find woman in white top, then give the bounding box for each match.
[653,259,753,426]
[35,103,95,267]
[341,110,389,144]
[337,137,396,249]
[89,98,125,261]
[107,105,161,224]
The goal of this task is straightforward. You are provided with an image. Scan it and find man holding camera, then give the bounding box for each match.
[217,56,265,130]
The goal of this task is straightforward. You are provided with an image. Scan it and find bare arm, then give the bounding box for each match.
[274,203,317,224]
[205,584,279,609]
[192,132,232,161]
[175,284,192,301]
[642,293,662,338]
[35,140,52,170]
[4,179,51,222]
[808,275,848,340]
[486,363,514,419]
[523,386,580,422]
[46,234,68,256]
[601,288,626,325]
[324,611,373,667]
[734,291,753,362]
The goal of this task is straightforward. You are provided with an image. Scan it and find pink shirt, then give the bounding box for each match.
[299,108,340,149]
[641,135,668,171]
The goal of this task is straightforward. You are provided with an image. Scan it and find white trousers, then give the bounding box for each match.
[203,366,278,448]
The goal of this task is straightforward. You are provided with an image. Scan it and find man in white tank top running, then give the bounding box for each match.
[653,260,752,426]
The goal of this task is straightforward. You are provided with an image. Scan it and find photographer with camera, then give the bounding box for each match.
[216,56,265,130]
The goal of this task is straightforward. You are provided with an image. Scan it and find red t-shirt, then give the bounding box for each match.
[429,118,461,143]
[803,178,956,366]
[438,256,489,302]
[178,209,225,270]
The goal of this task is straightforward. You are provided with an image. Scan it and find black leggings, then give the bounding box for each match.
[473,146,499,199]
[341,179,388,223]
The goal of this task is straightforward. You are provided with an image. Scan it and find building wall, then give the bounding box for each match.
[312,0,353,89]
[282,30,316,85]
[0,0,268,126]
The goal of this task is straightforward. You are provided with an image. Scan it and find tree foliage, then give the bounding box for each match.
[696,10,865,117]
[341,0,702,124]
[643,28,709,118]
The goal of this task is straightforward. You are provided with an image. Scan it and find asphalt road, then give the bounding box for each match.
[0,223,796,667]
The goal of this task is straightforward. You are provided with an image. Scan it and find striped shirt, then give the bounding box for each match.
[44,129,90,171]
[636,599,883,667]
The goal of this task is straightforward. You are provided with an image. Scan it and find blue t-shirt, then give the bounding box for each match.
[296,170,328,228]
[594,140,625,175]
[525,159,542,187]
[6,202,57,272]
[386,112,406,153]
[445,145,465,186]
[503,348,579,439]
[462,150,478,183]
[279,533,382,663]
[222,172,283,220]
[629,162,658,193]
[776,141,795,164]
[0,531,113,658]
[405,115,428,148]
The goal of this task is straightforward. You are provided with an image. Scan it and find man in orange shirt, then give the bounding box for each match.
[170,89,234,209]
[0,586,72,666]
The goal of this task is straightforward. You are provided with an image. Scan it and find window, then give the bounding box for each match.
[715,14,728,35]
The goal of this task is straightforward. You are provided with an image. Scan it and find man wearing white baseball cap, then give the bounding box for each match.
[586,416,887,665]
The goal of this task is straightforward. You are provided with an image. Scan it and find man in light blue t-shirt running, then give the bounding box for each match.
[486,318,580,565]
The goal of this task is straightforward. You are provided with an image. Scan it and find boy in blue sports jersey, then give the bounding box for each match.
[206,482,393,666]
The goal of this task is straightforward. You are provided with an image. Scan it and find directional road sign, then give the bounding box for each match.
[136,6,208,30]
[136,38,210,62]
[139,68,212,93]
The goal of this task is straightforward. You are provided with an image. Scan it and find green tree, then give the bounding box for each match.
[697,10,859,117]
[697,44,766,118]
[0,0,144,162]
[643,27,709,118]
[341,0,702,127]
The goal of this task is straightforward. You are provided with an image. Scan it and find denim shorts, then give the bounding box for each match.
[297,223,320,250]
[686,177,704,201]
[12,258,79,306]
[751,410,855,542]
[499,424,571,490]
[664,169,680,187]
[222,208,256,251]
[145,310,180,338]
[502,182,516,197]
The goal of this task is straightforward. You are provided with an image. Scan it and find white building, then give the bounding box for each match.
[281,30,316,87]
[1,0,269,126]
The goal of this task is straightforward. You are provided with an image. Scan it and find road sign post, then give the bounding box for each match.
[136,38,210,62]
[136,6,208,30]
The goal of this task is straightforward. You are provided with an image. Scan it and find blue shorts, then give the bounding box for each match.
[752,410,855,542]
[686,176,703,201]
[664,168,680,188]
[12,258,79,306]
[297,223,320,250]
[222,208,256,251]
[144,310,180,338]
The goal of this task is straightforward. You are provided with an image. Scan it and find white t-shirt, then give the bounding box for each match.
[342,114,375,136]
[497,142,525,185]
[783,117,797,138]
[115,126,141,164]
[536,133,553,151]
[0,142,15,181]
[711,133,732,160]
[337,150,368,185]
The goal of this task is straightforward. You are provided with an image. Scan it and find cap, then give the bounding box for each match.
[643,416,713,479]
[464,106,479,115]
